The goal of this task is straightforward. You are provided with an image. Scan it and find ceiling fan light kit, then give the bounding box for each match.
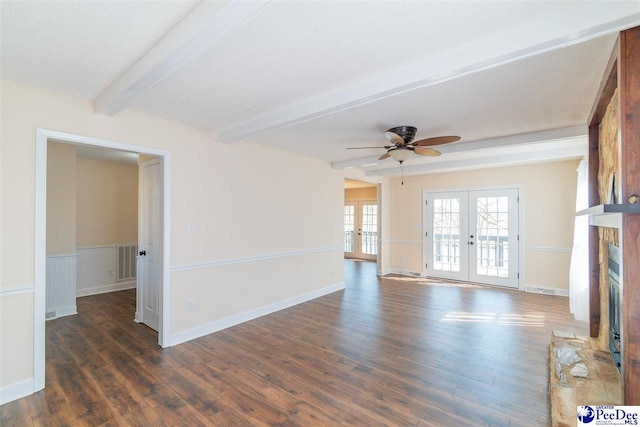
[388,147,413,163]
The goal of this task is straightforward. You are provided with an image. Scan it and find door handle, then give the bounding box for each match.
[139,250,146,256]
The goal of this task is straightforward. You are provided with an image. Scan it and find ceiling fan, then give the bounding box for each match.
[347,126,461,164]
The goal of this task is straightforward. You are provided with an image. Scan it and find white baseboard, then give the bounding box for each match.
[170,282,345,346]
[45,304,78,320]
[76,280,136,298]
[525,286,569,297]
[0,377,33,405]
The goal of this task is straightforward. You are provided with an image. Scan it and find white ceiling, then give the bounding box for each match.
[2,1,639,176]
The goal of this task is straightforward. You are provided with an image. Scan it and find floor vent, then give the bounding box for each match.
[525,286,558,295]
[117,244,138,282]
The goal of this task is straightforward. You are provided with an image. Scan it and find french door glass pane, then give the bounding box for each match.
[476,196,509,278]
[361,204,377,255]
[344,205,354,252]
[433,198,461,272]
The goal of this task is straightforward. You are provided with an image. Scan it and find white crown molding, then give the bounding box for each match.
[94,1,272,116]
[217,8,639,143]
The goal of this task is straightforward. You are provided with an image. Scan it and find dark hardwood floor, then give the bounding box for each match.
[1,260,587,426]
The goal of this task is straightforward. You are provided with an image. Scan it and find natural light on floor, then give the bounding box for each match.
[441,311,546,327]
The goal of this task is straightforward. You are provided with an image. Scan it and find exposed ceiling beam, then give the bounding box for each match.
[94,0,271,116]
[217,5,639,143]
[364,137,587,177]
[331,125,586,170]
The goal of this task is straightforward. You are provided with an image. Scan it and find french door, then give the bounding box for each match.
[344,200,378,261]
[423,188,520,288]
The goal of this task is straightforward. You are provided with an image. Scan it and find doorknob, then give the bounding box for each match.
[139,250,146,256]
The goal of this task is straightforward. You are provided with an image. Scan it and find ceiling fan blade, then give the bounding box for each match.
[414,147,441,157]
[412,136,461,147]
[378,153,391,160]
[346,146,387,150]
[384,131,404,146]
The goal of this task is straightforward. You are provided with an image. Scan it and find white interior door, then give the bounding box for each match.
[137,158,162,331]
[424,188,519,288]
[344,200,378,260]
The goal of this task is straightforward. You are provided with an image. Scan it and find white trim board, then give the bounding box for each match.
[171,245,343,272]
[525,286,569,297]
[383,269,426,278]
[170,282,345,346]
[0,378,34,406]
[0,285,35,296]
[385,239,422,245]
[76,280,136,298]
[525,246,572,253]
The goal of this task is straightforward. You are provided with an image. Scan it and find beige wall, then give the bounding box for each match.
[344,187,377,201]
[0,80,345,392]
[389,159,580,289]
[76,158,138,247]
[46,142,76,256]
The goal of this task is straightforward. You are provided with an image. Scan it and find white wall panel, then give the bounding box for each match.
[76,246,136,297]
[45,254,76,318]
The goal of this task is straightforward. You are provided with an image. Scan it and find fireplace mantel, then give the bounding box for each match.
[577,204,640,229]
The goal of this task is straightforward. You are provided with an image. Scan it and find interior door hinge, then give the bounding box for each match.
[517,234,519,241]
[425,231,428,237]
[517,273,520,279]
[517,196,520,203]
[425,263,428,269]
[425,200,428,205]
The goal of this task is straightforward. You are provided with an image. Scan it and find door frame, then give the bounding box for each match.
[422,185,524,289]
[34,128,172,393]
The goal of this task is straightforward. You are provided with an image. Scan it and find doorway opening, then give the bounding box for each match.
[34,128,171,393]
[344,179,379,262]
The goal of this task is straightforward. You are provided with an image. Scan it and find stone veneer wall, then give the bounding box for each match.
[596,89,619,349]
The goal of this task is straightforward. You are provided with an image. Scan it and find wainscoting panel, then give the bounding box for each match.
[77,246,136,297]
[45,254,77,319]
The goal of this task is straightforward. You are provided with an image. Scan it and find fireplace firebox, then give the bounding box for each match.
[608,243,621,372]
